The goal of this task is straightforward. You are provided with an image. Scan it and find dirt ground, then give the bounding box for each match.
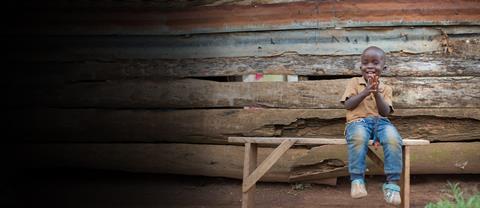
[2,168,479,208]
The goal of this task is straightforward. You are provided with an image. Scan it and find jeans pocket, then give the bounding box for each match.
[344,119,364,137]
[344,122,354,136]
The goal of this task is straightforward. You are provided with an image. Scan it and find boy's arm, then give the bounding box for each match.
[344,90,369,110]
[343,77,377,110]
[373,92,391,116]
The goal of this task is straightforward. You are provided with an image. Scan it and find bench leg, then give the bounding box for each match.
[242,143,257,208]
[400,146,410,208]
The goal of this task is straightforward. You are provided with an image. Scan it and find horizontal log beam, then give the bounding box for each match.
[11,142,480,182]
[14,77,480,109]
[6,1,480,35]
[6,108,480,143]
[7,54,480,84]
[290,142,480,179]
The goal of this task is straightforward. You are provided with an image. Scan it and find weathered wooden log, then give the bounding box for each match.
[15,77,480,109]
[7,108,480,143]
[11,142,480,182]
[7,54,480,85]
[451,38,480,59]
[290,142,480,179]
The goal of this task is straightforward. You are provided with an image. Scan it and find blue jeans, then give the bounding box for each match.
[345,116,403,182]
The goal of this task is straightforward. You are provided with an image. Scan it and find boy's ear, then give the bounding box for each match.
[383,65,388,71]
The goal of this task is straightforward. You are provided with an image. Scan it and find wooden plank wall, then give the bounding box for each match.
[4,0,480,181]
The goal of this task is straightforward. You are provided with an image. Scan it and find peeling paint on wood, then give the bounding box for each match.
[6,28,443,60]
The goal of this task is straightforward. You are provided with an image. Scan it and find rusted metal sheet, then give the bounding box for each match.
[6,27,443,60]
[5,0,307,9]
[7,0,480,35]
[161,0,480,35]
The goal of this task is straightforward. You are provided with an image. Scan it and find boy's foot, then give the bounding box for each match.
[351,179,368,198]
[383,183,401,205]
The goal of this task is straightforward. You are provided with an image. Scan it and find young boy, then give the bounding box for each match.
[340,46,403,205]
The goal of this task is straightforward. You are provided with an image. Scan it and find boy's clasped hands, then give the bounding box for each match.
[366,74,379,94]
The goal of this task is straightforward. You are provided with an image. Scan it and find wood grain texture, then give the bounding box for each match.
[400,146,411,208]
[228,137,429,146]
[243,139,296,192]
[8,54,480,85]
[7,108,480,143]
[242,143,257,208]
[11,142,480,181]
[13,77,480,109]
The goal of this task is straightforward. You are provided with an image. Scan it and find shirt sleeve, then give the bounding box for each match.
[340,78,357,103]
[383,85,395,113]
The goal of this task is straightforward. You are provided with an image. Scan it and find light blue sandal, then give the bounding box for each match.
[383,183,401,205]
[351,179,368,198]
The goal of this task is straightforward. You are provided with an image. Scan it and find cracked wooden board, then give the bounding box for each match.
[290,142,480,179]
[10,142,480,182]
[7,108,480,143]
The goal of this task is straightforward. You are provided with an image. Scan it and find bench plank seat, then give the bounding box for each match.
[229,136,429,208]
[229,137,430,146]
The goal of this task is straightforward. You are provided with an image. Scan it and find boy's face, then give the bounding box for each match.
[360,48,385,81]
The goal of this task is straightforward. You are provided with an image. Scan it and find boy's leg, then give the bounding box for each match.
[376,119,403,181]
[345,120,372,198]
[345,120,372,180]
[377,119,403,205]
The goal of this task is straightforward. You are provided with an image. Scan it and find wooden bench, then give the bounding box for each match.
[228,137,430,208]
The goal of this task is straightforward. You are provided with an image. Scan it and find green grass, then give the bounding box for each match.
[425,182,480,208]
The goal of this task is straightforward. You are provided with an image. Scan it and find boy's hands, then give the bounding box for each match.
[365,74,379,94]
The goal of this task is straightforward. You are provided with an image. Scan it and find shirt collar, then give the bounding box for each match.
[358,77,367,85]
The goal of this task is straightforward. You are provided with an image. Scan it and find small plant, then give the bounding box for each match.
[425,182,480,208]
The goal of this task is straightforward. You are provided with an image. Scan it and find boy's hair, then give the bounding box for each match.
[362,46,386,62]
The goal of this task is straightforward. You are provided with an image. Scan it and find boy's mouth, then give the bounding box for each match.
[365,71,376,77]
